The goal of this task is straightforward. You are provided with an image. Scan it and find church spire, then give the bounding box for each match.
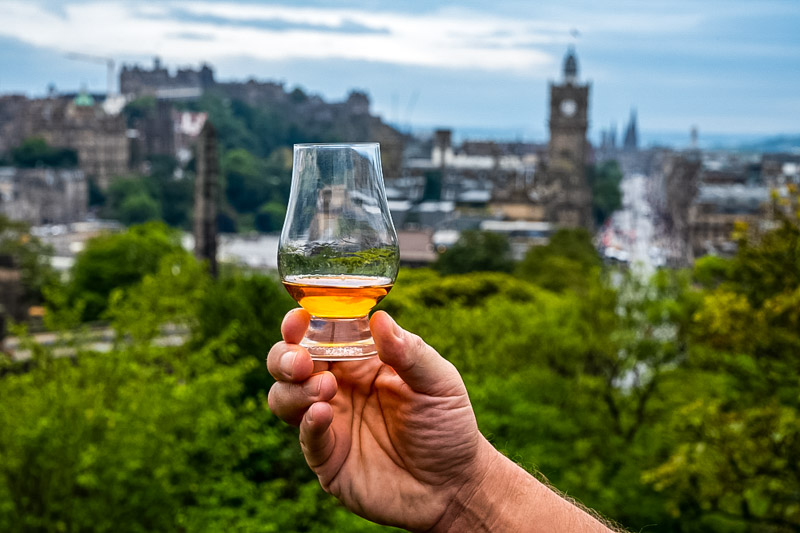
[623,108,638,150]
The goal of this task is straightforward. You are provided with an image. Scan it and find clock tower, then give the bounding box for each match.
[544,47,593,229]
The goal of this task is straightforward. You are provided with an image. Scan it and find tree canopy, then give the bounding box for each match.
[1,201,798,531]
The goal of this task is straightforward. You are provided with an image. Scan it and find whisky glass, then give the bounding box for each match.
[278,143,399,360]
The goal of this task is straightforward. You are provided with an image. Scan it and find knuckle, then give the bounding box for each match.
[411,333,428,354]
[267,383,280,413]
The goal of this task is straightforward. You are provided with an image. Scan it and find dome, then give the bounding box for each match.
[73,88,94,107]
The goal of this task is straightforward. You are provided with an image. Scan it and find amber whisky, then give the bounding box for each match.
[282,274,394,318]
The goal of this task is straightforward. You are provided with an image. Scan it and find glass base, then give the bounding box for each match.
[300,316,377,361]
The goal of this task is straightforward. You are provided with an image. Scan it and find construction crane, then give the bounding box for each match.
[65,52,115,99]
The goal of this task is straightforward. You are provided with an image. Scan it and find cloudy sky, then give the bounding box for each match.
[0,0,797,145]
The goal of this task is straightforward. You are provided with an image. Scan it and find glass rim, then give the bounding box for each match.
[293,142,379,148]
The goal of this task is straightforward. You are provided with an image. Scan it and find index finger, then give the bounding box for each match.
[267,341,314,382]
[282,308,311,344]
[268,309,328,382]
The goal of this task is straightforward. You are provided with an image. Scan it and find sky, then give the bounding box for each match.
[0,0,798,146]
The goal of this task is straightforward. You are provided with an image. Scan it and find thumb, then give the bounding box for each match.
[370,311,464,397]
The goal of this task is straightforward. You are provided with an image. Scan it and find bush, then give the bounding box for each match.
[61,223,186,321]
[433,230,514,275]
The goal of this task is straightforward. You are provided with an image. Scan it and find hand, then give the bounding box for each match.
[267,309,496,532]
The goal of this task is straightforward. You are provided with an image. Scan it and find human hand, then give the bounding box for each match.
[267,309,497,532]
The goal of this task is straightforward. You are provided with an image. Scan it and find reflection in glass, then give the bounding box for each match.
[278,143,399,360]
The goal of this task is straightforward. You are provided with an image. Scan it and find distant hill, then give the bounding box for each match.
[637,130,800,153]
[735,134,800,153]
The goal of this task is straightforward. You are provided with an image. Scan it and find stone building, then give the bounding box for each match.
[0,95,29,155]
[541,47,593,229]
[119,58,407,177]
[652,151,772,264]
[399,128,544,222]
[120,57,213,99]
[0,93,128,189]
[0,167,88,225]
[690,184,769,258]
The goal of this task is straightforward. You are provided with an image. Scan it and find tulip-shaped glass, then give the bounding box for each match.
[278,143,399,360]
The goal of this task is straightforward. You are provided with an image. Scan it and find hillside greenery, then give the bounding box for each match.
[95,91,399,233]
[1,191,798,531]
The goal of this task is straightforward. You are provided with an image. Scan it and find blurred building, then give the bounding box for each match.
[652,150,773,263]
[397,129,544,224]
[120,57,213,99]
[0,167,87,225]
[690,183,769,257]
[540,47,593,229]
[622,109,638,151]
[0,92,128,189]
[119,59,407,177]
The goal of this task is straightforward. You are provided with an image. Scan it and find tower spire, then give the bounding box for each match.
[563,46,578,84]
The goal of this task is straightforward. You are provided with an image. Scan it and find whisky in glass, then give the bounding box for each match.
[278,143,399,360]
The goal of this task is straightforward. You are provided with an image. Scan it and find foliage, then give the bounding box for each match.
[193,271,295,361]
[10,137,78,168]
[117,193,161,225]
[0,332,364,532]
[122,95,157,127]
[515,227,601,292]
[60,223,187,321]
[255,201,287,233]
[642,191,800,531]
[0,215,58,306]
[2,193,799,532]
[104,159,193,229]
[279,245,400,280]
[1,237,393,532]
[587,160,623,226]
[433,230,514,275]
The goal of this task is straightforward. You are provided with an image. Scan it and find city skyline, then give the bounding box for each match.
[0,0,798,146]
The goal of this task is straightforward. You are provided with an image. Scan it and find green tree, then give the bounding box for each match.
[122,95,156,127]
[11,137,78,168]
[516,228,601,292]
[255,201,287,232]
[433,230,514,275]
[644,188,800,532]
[381,269,695,531]
[118,193,161,225]
[1,248,390,532]
[0,333,351,532]
[159,176,194,228]
[0,215,57,306]
[222,148,268,214]
[587,160,623,226]
[61,222,187,321]
[105,177,158,220]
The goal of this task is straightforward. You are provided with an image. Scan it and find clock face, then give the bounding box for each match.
[560,98,577,117]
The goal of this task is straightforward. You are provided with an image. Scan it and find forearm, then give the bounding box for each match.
[430,439,617,533]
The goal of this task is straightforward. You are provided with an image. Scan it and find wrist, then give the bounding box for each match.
[427,437,539,533]
[428,439,615,533]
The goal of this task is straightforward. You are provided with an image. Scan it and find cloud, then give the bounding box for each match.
[161,8,391,35]
[0,1,557,73]
[166,31,217,42]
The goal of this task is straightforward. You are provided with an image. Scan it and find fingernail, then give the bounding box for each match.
[307,404,315,422]
[281,351,297,377]
[304,374,323,395]
[386,313,403,339]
